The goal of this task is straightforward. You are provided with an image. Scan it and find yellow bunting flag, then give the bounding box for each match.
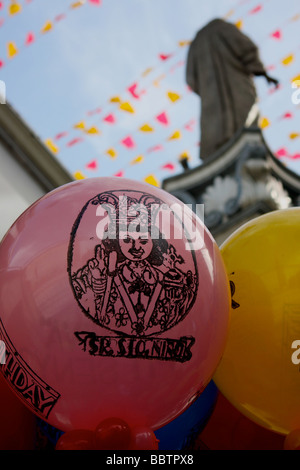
[142,67,153,77]
[289,133,300,139]
[7,42,18,59]
[131,155,144,165]
[45,139,59,154]
[106,148,117,159]
[168,130,181,140]
[140,124,153,132]
[41,21,53,33]
[71,0,86,8]
[259,117,270,129]
[74,121,85,130]
[282,54,294,66]
[167,91,180,103]
[144,174,160,187]
[291,74,300,84]
[291,13,300,22]
[235,20,243,29]
[110,96,121,103]
[74,171,86,180]
[119,102,135,113]
[178,40,191,47]
[153,74,165,87]
[9,2,22,15]
[179,151,191,161]
[86,126,100,135]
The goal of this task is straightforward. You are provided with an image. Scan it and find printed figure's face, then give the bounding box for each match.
[119,232,153,261]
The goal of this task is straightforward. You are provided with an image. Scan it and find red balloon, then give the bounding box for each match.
[94,418,131,450]
[284,430,300,450]
[0,373,36,450]
[55,429,95,450]
[0,177,230,431]
[130,426,159,450]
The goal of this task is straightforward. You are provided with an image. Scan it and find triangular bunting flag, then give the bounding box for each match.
[86,159,98,170]
[168,130,181,140]
[55,131,68,140]
[259,117,270,129]
[25,32,35,45]
[121,136,135,148]
[9,2,22,15]
[89,0,101,4]
[86,126,100,135]
[271,30,282,39]
[161,163,175,172]
[282,54,294,66]
[144,174,160,187]
[178,40,191,47]
[114,171,124,177]
[249,5,262,14]
[7,42,18,58]
[103,113,115,123]
[41,21,53,33]
[289,133,300,139]
[120,102,135,113]
[110,96,121,103]
[235,20,243,29]
[130,155,144,165]
[74,171,86,180]
[71,1,85,8]
[159,53,172,61]
[276,148,289,157]
[156,112,169,126]
[45,139,59,154]
[140,124,153,132]
[74,121,85,129]
[106,148,117,158]
[66,137,83,147]
[167,91,180,103]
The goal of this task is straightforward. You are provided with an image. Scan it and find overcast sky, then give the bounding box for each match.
[0,0,299,184]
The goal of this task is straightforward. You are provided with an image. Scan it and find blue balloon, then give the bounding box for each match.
[154,381,218,450]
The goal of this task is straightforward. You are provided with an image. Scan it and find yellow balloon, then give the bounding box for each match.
[214,208,300,435]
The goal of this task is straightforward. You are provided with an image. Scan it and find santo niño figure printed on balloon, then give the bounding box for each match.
[70,191,198,337]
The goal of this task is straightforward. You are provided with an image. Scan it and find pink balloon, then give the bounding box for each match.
[0,177,230,432]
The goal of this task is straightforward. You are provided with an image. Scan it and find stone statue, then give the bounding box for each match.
[186,18,279,161]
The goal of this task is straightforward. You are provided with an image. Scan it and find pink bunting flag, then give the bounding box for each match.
[162,163,175,172]
[86,159,98,170]
[66,137,83,147]
[127,83,140,99]
[276,148,289,158]
[89,0,101,5]
[55,131,68,140]
[156,112,169,126]
[86,107,102,116]
[271,30,282,40]
[281,112,293,120]
[184,119,196,131]
[0,59,4,68]
[114,171,124,177]
[0,2,3,9]
[292,153,300,160]
[103,113,116,123]
[0,18,4,28]
[249,5,262,14]
[121,136,135,148]
[147,144,163,153]
[159,53,172,61]
[25,32,35,45]
[54,14,67,22]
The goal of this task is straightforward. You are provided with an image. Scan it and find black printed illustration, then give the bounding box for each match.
[69,190,198,339]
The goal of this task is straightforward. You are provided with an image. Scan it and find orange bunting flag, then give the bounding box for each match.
[45,139,59,154]
[291,74,300,84]
[9,2,22,15]
[74,121,85,130]
[289,133,300,139]
[167,91,180,103]
[119,102,135,113]
[110,96,121,103]
[106,148,117,159]
[178,40,191,47]
[74,171,86,180]
[71,1,85,8]
[142,67,153,77]
[144,174,160,187]
[140,124,153,132]
[153,74,166,87]
[131,155,144,165]
[282,54,294,66]
[41,21,53,33]
[235,20,243,29]
[259,117,270,129]
[7,42,18,58]
[180,151,191,161]
[86,126,100,135]
[168,130,181,140]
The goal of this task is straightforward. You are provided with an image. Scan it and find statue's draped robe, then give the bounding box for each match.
[186,19,266,160]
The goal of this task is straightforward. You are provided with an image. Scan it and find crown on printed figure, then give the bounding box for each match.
[91,190,163,234]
